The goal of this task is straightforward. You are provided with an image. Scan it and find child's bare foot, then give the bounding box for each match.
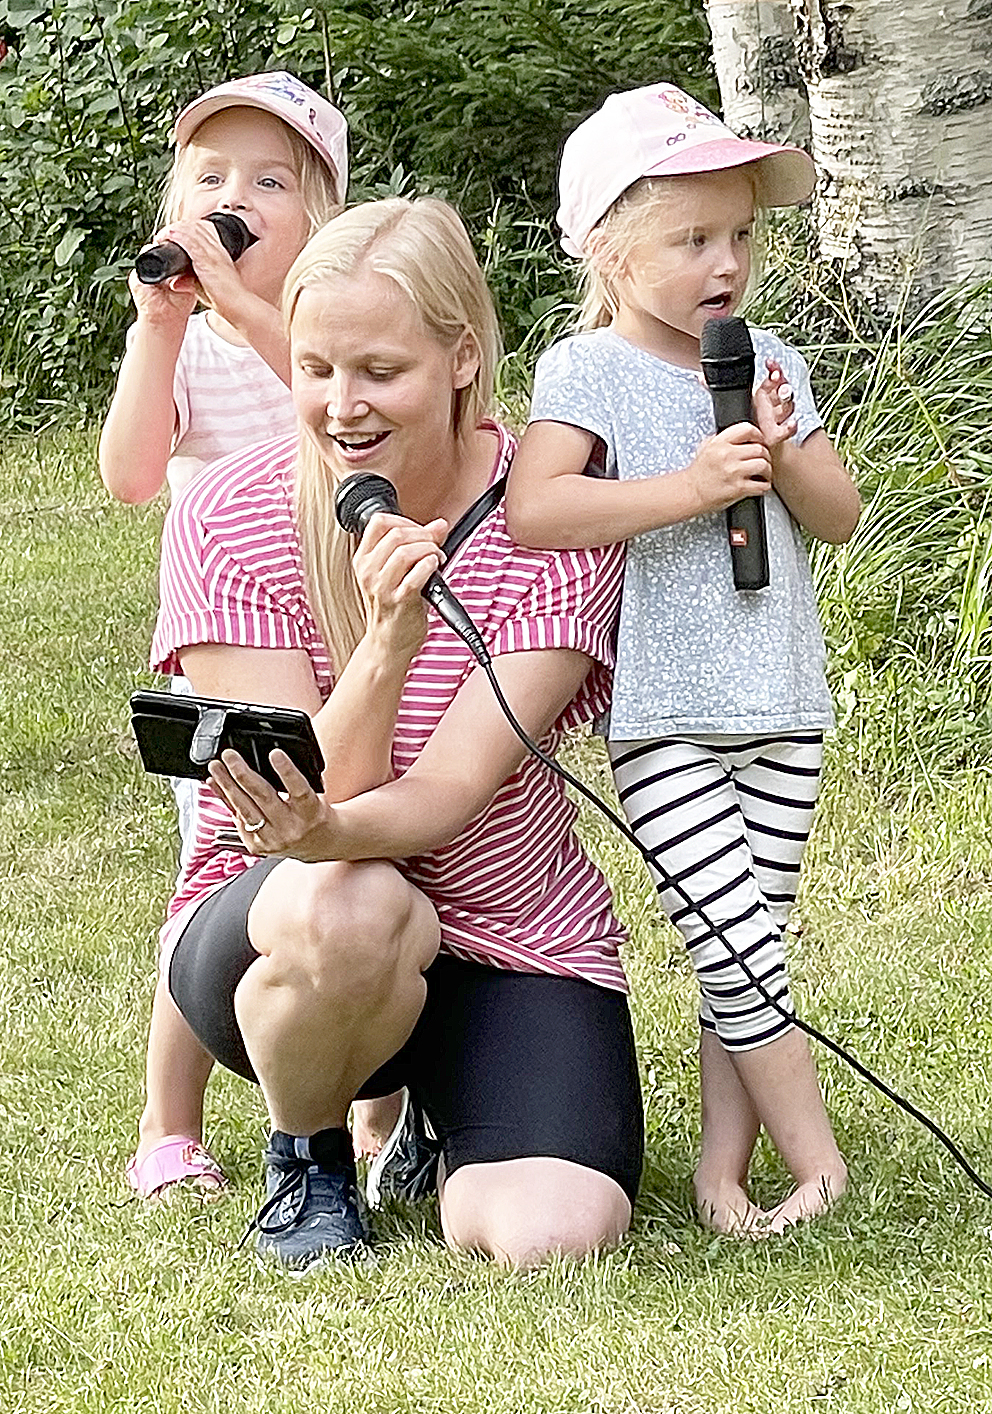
[760,1161,848,1234]
[694,1174,769,1238]
[351,1090,405,1159]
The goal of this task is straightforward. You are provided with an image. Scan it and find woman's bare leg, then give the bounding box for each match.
[440,1156,631,1268]
[234,858,439,1136]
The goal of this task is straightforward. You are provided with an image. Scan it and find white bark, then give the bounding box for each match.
[790,0,992,304]
[704,0,811,148]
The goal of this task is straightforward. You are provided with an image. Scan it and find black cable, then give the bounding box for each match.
[480,657,992,1201]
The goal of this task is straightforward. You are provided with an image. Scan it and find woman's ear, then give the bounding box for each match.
[451,328,481,390]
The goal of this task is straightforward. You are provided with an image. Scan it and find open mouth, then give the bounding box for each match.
[329,431,390,452]
[700,293,733,313]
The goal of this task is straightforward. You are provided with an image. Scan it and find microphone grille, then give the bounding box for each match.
[700,316,754,363]
[334,473,400,534]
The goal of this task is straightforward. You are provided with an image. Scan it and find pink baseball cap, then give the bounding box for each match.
[557,82,815,257]
[173,71,348,204]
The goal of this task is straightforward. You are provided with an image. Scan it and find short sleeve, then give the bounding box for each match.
[528,337,618,475]
[488,540,624,729]
[151,462,309,676]
[767,339,823,448]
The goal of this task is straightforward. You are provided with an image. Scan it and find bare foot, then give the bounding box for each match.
[760,1163,848,1234]
[351,1090,405,1160]
[694,1174,770,1238]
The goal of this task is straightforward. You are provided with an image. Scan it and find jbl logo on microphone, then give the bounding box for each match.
[729,528,749,547]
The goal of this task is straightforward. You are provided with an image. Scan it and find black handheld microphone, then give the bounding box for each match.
[334,473,491,664]
[700,316,769,591]
[134,212,258,286]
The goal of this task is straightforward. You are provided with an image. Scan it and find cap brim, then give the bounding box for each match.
[644,137,815,206]
[172,95,345,202]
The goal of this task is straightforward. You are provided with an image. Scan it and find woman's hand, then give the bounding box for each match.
[353,511,448,660]
[207,748,338,862]
[753,357,799,468]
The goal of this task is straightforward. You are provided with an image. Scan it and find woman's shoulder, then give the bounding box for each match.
[169,434,298,531]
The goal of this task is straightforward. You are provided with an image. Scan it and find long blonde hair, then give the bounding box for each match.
[160,110,341,236]
[577,170,764,330]
[283,197,500,674]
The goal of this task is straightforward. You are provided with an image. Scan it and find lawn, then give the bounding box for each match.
[2,429,991,1414]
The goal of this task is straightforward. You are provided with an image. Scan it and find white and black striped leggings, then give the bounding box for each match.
[608,733,823,1051]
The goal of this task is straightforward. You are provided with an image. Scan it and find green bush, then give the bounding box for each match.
[0,0,715,429]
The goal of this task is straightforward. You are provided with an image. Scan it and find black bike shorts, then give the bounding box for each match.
[169,859,643,1205]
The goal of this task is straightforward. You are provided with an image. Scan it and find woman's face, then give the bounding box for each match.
[291,267,479,488]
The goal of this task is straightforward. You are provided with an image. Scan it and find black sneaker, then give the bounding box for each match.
[250,1128,369,1271]
[365,1088,441,1209]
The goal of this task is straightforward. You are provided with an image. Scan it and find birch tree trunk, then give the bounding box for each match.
[790,0,992,306]
[704,0,811,148]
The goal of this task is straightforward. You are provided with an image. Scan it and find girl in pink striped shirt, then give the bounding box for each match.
[153,197,643,1269]
[100,73,346,1201]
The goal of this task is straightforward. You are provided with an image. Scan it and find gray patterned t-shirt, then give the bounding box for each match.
[528,326,834,738]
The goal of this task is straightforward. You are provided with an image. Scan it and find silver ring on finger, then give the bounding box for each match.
[241,816,265,834]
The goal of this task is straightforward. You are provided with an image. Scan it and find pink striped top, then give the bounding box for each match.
[151,422,629,991]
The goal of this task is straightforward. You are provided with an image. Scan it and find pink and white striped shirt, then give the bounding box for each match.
[152,422,629,991]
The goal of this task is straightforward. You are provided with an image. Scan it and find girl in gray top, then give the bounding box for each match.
[507,82,860,1236]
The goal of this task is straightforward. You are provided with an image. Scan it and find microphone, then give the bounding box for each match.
[334,473,491,664]
[700,316,769,591]
[134,212,258,286]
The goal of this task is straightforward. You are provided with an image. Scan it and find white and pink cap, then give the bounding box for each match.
[173,71,348,204]
[557,82,815,257]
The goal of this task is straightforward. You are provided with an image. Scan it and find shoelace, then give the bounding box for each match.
[238,1151,314,1248]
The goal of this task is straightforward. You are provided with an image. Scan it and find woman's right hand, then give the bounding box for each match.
[353,511,449,660]
[684,425,773,516]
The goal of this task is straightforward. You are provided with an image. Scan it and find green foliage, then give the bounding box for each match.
[0,0,715,428]
[745,213,992,781]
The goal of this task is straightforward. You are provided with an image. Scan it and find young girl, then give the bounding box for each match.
[100,71,346,1197]
[507,83,861,1235]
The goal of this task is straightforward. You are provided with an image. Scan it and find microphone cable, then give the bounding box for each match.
[474,639,992,1202]
[334,470,991,1199]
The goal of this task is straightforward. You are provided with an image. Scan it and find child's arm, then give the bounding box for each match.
[754,359,860,544]
[98,272,194,504]
[507,417,773,550]
[156,219,291,385]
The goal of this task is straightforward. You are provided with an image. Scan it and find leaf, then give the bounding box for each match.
[53,227,86,267]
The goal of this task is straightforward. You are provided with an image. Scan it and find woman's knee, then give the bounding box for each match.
[248,858,439,991]
[441,1158,632,1268]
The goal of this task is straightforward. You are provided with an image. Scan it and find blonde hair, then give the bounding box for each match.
[577,170,764,330]
[283,197,501,673]
[159,109,341,237]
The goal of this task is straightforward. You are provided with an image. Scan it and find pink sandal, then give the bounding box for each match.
[125,1135,228,1199]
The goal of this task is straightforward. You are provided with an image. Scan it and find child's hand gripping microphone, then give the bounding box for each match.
[700,316,769,592]
[134,212,258,285]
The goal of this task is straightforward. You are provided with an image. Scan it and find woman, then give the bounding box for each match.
[151,197,643,1271]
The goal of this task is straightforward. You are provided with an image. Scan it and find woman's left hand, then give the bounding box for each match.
[207,748,338,862]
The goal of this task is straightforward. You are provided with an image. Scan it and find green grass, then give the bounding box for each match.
[3,429,992,1414]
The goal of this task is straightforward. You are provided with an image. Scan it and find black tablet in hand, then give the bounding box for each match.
[130,690,325,793]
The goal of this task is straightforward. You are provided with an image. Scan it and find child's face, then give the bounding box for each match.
[611,167,755,366]
[177,108,312,305]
